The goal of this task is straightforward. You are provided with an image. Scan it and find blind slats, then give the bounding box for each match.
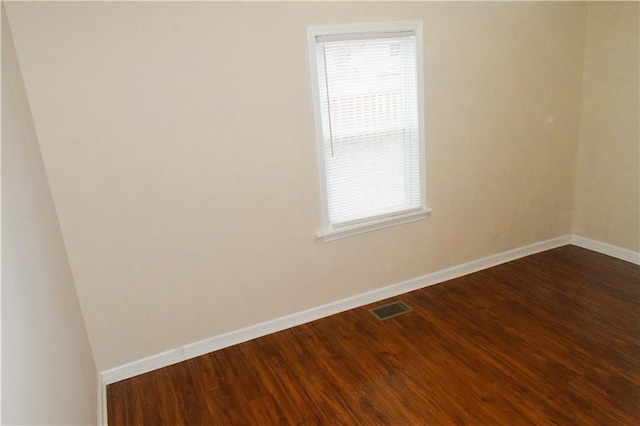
[316,32,422,226]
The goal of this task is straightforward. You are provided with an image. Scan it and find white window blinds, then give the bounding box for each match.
[311,25,424,231]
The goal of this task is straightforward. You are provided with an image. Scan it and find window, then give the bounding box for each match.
[307,21,430,241]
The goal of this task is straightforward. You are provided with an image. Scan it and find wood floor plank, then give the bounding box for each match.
[107,245,640,425]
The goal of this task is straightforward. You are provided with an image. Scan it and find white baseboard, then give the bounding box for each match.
[99,234,570,388]
[571,235,640,265]
[97,374,107,426]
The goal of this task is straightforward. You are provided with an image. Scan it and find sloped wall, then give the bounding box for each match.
[1,8,97,425]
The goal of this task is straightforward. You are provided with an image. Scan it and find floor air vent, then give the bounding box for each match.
[370,301,412,320]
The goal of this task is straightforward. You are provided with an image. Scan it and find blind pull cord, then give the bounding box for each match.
[321,42,335,158]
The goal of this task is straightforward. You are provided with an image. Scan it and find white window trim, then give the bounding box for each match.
[307,21,430,242]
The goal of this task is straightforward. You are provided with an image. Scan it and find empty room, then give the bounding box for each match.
[2,1,639,424]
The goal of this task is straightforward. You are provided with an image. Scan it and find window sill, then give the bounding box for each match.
[316,207,432,242]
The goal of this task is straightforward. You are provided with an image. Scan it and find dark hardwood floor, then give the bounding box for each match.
[107,245,640,425]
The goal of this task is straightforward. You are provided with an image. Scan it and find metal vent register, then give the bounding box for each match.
[369,301,412,320]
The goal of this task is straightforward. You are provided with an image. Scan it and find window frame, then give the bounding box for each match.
[307,21,430,242]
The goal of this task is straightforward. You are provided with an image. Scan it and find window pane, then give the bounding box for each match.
[317,34,421,226]
[326,129,419,223]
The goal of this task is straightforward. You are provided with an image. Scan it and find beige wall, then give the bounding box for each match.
[5,2,587,371]
[1,8,98,425]
[572,2,640,251]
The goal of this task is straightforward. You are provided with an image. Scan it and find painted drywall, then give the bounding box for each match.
[572,2,640,252]
[1,8,98,425]
[5,2,586,371]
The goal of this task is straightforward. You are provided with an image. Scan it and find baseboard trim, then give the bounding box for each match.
[571,235,640,265]
[99,234,571,387]
[97,373,107,426]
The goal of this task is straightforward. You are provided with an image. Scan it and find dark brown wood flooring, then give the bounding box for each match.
[107,245,640,425]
